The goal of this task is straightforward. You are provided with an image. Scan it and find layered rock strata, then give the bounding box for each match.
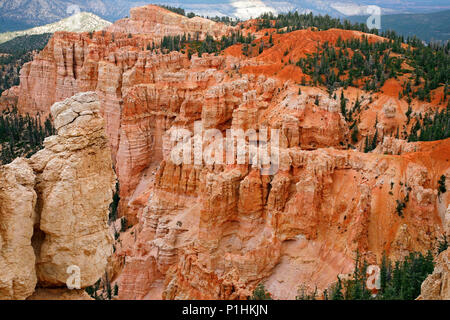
[0,92,115,299]
[2,5,449,300]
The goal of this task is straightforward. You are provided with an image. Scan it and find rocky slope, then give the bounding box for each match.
[0,158,37,299]
[418,247,450,300]
[2,5,449,299]
[0,92,115,299]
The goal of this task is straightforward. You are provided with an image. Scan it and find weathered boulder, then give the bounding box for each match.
[0,92,116,299]
[31,92,116,287]
[0,159,37,300]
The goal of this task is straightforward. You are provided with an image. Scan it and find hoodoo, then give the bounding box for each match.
[0,92,116,299]
[0,4,449,301]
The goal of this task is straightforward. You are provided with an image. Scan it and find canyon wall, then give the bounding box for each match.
[114,140,449,299]
[0,92,115,299]
[2,5,449,299]
[0,159,37,299]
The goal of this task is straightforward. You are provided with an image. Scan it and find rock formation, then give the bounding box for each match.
[418,248,450,300]
[0,86,19,111]
[0,92,115,299]
[418,205,450,300]
[113,139,448,299]
[2,5,449,300]
[107,5,233,41]
[0,159,37,299]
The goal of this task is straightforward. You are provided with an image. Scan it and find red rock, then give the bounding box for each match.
[7,4,450,299]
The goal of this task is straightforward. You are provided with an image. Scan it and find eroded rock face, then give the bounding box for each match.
[5,5,450,300]
[0,159,37,300]
[31,92,116,287]
[418,249,450,300]
[418,206,450,300]
[0,92,115,299]
[124,143,446,300]
[0,87,19,112]
[374,136,420,155]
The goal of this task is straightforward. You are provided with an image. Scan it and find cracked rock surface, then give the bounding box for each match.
[0,92,116,299]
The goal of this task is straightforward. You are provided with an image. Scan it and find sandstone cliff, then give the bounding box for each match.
[418,248,450,300]
[2,5,449,300]
[112,139,448,299]
[0,159,37,299]
[0,92,115,299]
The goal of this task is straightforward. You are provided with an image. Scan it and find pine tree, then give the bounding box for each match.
[251,284,272,300]
[364,135,370,153]
[437,235,449,254]
[379,251,390,295]
[331,277,344,300]
[438,175,447,196]
[351,125,359,143]
[314,95,320,106]
[340,91,347,118]
[371,128,378,151]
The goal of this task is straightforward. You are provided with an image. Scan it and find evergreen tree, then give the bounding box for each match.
[437,235,449,255]
[330,277,344,300]
[351,125,359,143]
[438,175,447,196]
[379,251,390,295]
[0,108,55,164]
[251,284,272,300]
[340,91,347,118]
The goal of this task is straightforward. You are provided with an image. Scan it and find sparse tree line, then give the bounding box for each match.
[297,37,404,92]
[158,5,240,26]
[325,250,436,300]
[303,89,448,154]
[407,105,450,142]
[252,241,448,300]
[359,105,449,154]
[0,107,55,164]
[159,5,188,17]
[254,12,448,104]
[155,31,255,58]
[132,7,448,104]
[256,11,378,34]
[85,272,119,300]
[295,36,449,102]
